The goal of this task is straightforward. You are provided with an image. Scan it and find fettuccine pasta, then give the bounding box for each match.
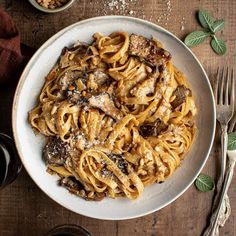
[28,32,196,201]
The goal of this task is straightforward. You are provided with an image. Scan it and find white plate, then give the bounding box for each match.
[12,16,216,220]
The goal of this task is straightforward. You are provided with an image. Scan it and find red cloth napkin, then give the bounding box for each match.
[0,7,35,86]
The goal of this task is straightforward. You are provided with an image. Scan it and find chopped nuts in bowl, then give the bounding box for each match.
[28,0,75,13]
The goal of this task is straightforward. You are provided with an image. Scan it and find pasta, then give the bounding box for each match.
[28,32,197,201]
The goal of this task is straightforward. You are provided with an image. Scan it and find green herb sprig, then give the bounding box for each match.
[227,132,236,150]
[195,173,215,192]
[195,131,236,192]
[184,10,226,55]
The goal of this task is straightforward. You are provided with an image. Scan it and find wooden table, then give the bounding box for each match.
[0,0,236,235]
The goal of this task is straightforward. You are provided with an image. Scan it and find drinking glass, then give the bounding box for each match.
[0,132,22,189]
[46,224,92,236]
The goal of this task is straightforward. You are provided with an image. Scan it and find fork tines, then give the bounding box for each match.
[214,67,234,107]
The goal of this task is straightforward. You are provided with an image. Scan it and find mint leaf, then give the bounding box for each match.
[228,132,236,150]
[184,9,227,55]
[198,10,214,30]
[184,31,210,47]
[212,19,225,33]
[195,174,215,192]
[211,36,226,55]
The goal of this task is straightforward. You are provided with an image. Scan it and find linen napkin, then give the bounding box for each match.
[0,7,35,86]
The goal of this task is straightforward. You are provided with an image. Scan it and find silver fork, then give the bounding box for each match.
[203,68,235,236]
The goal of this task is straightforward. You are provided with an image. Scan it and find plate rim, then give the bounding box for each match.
[12,15,216,220]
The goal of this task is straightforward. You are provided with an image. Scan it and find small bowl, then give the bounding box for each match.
[28,0,75,13]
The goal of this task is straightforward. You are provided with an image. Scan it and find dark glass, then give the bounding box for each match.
[46,224,92,236]
[0,133,22,189]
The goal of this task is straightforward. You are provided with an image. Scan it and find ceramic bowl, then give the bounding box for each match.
[12,16,216,220]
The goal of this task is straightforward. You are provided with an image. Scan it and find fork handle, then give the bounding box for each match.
[217,194,231,227]
[211,126,231,226]
[203,157,235,236]
[219,125,228,185]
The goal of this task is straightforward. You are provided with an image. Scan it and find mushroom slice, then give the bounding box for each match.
[88,93,123,120]
[171,85,192,109]
[130,77,156,97]
[93,70,110,86]
[139,119,168,137]
[43,137,70,166]
[129,34,171,69]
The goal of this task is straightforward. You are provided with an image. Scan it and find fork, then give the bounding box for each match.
[203,68,234,236]
[203,115,236,236]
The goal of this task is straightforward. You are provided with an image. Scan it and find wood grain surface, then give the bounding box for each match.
[0,0,236,235]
